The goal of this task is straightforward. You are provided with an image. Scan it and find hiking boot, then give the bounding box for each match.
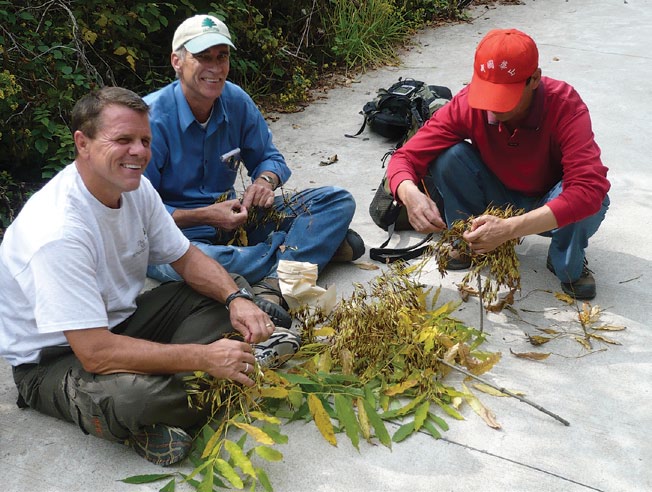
[128,424,192,467]
[546,256,596,300]
[444,249,472,270]
[253,296,292,328]
[251,277,288,309]
[254,327,301,369]
[331,229,365,262]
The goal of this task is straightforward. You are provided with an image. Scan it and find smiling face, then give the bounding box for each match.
[74,104,152,208]
[172,44,230,121]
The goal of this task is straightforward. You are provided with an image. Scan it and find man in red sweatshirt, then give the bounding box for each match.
[387,28,610,300]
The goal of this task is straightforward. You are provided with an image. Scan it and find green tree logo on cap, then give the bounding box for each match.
[202,18,217,30]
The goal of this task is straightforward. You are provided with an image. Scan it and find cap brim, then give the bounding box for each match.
[468,72,525,113]
[184,33,236,53]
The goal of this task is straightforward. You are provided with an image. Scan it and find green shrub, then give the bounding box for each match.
[0,0,465,230]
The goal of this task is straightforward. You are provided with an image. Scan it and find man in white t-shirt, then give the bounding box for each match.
[0,87,293,466]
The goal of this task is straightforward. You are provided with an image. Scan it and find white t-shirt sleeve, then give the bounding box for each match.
[140,177,189,265]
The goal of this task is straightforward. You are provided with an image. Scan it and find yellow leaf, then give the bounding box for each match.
[355,262,379,270]
[509,349,551,361]
[254,445,283,462]
[356,397,372,441]
[339,347,352,374]
[258,387,289,398]
[201,425,223,459]
[384,378,419,396]
[462,383,501,429]
[308,394,337,446]
[82,28,97,44]
[224,440,256,478]
[574,336,592,350]
[114,46,127,56]
[528,335,552,346]
[318,350,332,372]
[248,411,281,425]
[214,458,244,489]
[554,292,575,304]
[126,54,136,71]
[314,326,335,337]
[594,324,626,331]
[96,14,108,27]
[231,422,274,445]
[538,328,560,335]
[589,333,622,345]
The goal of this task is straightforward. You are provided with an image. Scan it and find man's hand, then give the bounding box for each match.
[463,215,512,253]
[203,199,249,231]
[463,206,558,254]
[397,180,446,233]
[227,297,275,344]
[172,199,248,231]
[241,180,275,209]
[203,338,258,387]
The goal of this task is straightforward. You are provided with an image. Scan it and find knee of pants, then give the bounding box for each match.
[67,370,193,441]
[323,186,357,221]
[431,142,477,185]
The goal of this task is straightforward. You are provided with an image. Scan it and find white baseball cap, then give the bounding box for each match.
[172,15,236,53]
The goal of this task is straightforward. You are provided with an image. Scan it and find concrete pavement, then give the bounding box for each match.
[1,1,650,491]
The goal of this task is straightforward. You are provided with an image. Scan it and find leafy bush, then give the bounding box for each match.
[0,0,466,231]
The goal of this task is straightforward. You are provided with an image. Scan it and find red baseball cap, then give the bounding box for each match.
[468,29,539,112]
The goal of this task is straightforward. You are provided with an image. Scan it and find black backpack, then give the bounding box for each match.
[346,78,452,146]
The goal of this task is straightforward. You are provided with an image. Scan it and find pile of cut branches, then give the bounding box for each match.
[123,262,500,491]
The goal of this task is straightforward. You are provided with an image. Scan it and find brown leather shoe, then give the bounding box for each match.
[331,229,365,262]
[546,256,596,300]
[251,277,288,309]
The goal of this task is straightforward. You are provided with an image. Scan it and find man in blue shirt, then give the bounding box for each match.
[144,14,364,306]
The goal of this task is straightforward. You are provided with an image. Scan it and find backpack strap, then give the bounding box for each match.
[369,233,434,263]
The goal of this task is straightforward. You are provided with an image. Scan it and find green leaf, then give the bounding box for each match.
[334,393,360,450]
[255,467,274,492]
[224,439,256,478]
[392,421,415,443]
[421,419,442,439]
[214,458,244,489]
[160,478,176,492]
[34,138,48,155]
[414,401,430,431]
[362,398,391,449]
[120,474,174,484]
[254,445,284,462]
[428,412,449,431]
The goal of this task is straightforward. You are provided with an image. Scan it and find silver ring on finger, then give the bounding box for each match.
[244,362,249,373]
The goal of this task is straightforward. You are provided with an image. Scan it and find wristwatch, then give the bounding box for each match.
[258,174,277,190]
[225,287,255,309]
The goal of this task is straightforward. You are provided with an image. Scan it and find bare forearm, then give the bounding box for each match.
[172,206,212,229]
[506,205,558,239]
[88,335,210,375]
[172,244,238,302]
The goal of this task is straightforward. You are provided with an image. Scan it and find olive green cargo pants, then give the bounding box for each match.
[13,279,245,443]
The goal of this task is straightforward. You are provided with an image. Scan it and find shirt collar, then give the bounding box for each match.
[172,80,228,132]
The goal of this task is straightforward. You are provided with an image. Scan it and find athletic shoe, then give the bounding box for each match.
[254,327,301,369]
[128,424,192,467]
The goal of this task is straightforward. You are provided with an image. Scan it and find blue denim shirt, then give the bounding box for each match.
[143,80,291,242]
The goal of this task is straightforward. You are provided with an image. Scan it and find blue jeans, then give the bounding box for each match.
[148,186,356,285]
[425,142,609,283]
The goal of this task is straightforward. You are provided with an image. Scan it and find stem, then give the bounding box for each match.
[437,358,570,426]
